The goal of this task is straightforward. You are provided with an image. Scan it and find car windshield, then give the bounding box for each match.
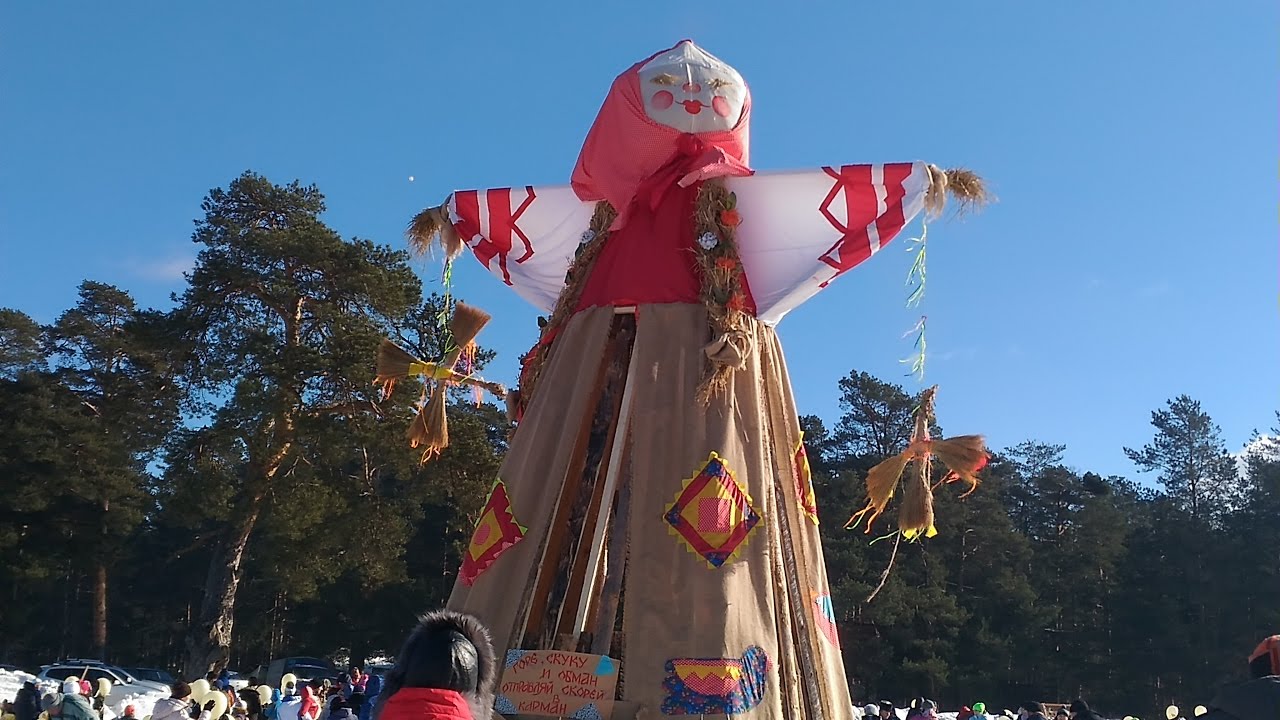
[288,665,332,679]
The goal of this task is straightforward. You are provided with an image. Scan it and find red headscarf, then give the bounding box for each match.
[571,40,752,230]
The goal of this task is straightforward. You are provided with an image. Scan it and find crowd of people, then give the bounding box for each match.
[857,697,1101,720]
[854,635,1280,720]
[4,624,1274,720]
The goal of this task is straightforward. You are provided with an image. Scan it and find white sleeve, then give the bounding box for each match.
[725,161,930,325]
[448,184,596,313]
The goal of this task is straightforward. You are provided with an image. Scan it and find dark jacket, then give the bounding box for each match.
[14,683,41,720]
[328,708,356,720]
[1202,676,1280,720]
[238,688,263,718]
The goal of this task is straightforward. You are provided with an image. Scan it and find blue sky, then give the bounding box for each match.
[1,2,1275,479]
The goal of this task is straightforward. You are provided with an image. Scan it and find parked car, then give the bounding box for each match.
[257,657,337,688]
[222,671,249,691]
[121,668,176,687]
[36,660,169,702]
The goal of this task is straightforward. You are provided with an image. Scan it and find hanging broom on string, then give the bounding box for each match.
[374,302,506,462]
[849,168,992,603]
[845,386,988,540]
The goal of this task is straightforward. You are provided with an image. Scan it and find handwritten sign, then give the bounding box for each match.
[494,649,619,719]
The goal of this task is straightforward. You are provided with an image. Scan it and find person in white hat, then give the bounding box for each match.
[54,682,96,720]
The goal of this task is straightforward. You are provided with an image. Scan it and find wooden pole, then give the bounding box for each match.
[571,329,640,637]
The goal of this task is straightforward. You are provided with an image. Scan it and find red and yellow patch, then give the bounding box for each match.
[664,453,760,568]
[460,480,527,586]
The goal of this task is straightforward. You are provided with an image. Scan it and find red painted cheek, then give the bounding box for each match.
[651,90,674,110]
[712,95,733,118]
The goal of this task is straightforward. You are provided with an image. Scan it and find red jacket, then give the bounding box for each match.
[299,688,319,720]
[377,689,473,720]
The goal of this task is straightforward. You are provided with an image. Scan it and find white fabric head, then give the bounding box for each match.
[637,40,746,133]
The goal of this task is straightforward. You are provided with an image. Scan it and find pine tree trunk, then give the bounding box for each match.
[93,563,108,657]
[184,500,263,677]
[94,497,110,658]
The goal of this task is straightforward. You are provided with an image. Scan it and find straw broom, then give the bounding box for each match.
[845,386,989,539]
[410,302,492,460]
[373,305,505,462]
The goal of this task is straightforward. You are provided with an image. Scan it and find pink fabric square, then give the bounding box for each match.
[697,497,734,533]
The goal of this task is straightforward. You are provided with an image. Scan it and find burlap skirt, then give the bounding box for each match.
[448,303,851,719]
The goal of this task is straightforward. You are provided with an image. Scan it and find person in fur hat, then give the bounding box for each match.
[374,610,496,720]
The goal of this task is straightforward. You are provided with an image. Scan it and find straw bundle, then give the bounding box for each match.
[409,381,449,462]
[845,386,988,539]
[407,200,464,260]
[414,301,494,460]
[930,434,988,496]
[375,339,422,398]
[693,179,750,405]
[899,459,936,540]
[925,165,994,219]
[373,304,506,463]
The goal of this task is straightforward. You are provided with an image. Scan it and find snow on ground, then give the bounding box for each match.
[0,669,54,703]
[0,669,164,718]
[106,688,168,720]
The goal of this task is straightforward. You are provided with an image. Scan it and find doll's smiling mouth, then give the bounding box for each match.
[680,99,705,114]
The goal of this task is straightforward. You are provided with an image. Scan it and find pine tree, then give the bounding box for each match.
[167,172,423,675]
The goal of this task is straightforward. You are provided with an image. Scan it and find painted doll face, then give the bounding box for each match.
[638,41,746,134]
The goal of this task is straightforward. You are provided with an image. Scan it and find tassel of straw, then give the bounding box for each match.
[374,339,422,398]
[445,303,491,366]
[899,455,936,540]
[931,434,989,497]
[407,200,464,260]
[408,383,449,462]
[925,165,994,219]
[845,449,912,532]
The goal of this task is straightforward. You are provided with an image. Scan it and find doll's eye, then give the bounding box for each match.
[650,73,680,85]
[707,77,733,89]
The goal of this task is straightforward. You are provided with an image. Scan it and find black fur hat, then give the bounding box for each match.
[375,610,497,720]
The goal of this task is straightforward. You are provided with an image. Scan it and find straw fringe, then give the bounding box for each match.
[925,165,994,219]
[407,200,464,260]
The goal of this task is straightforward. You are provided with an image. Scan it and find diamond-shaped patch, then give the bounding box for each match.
[664,453,760,568]
[460,480,527,586]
